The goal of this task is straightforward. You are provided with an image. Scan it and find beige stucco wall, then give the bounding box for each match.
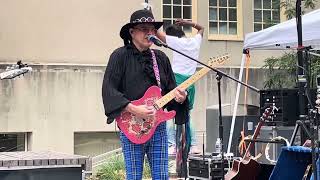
[0,0,145,64]
[0,0,288,67]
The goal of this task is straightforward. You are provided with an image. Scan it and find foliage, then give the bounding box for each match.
[280,0,316,19]
[88,155,152,180]
[262,51,320,89]
[262,0,318,89]
[262,52,296,89]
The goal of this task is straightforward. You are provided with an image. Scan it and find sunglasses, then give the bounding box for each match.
[133,26,157,34]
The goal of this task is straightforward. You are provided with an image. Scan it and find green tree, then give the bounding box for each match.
[262,0,318,89]
[263,51,320,89]
[280,0,316,19]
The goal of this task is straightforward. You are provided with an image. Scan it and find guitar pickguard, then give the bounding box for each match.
[124,97,158,137]
[116,86,176,144]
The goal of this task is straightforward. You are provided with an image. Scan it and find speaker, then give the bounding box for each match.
[260,89,316,126]
[206,104,260,155]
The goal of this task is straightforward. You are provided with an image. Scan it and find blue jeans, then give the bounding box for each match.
[167,118,197,146]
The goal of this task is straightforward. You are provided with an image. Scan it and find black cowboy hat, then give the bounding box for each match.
[120,9,163,41]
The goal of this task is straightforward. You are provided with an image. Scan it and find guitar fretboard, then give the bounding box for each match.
[154,55,228,109]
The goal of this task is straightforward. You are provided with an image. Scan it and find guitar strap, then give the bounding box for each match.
[240,52,251,156]
[150,49,161,89]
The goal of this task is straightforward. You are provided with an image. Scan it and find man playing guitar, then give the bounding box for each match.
[102,9,188,180]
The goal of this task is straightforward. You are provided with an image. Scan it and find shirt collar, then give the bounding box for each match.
[126,43,151,56]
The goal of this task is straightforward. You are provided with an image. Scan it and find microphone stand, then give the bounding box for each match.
[157,41,260,179]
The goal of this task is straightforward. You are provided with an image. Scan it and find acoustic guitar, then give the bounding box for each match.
[225,107,272,180]
[116,54,229,144]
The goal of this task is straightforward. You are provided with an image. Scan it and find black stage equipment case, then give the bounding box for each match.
[188,154,232,180]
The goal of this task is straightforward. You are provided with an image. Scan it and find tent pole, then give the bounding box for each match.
[227,54,247,154]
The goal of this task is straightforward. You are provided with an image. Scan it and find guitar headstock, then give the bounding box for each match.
[207,54,230,67]
[260,107,273,122]
[0,61,32,80]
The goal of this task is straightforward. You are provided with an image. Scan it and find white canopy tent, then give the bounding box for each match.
[244,8,320,50]
[227,8,320,153]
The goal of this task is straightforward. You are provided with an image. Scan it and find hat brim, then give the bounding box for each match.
[120,22,163,40]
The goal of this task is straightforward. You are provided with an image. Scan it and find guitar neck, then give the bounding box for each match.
[243,121,264,158]
[155,66,211,109]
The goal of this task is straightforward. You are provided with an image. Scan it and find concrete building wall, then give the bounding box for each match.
[0,65,109,153]
[0,65,265,154]
[0,1,319,155]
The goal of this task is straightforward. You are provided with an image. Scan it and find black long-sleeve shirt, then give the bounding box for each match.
[102,43,188,125]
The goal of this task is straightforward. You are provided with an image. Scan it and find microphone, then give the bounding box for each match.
[147,35,166,47]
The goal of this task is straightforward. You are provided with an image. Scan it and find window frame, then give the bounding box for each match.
[253,0,285,32]
[0,132,28,152]
[161,0,198,36]
[208,0,243,41]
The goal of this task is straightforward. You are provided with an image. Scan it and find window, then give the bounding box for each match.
[0,133,27,152]
[162,0,194,33]
[254,0,281,32]
[74,132,121,157]
[208,0,242,40]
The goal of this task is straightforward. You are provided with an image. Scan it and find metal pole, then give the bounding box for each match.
[295,1,317,179]
[216,73,225,180]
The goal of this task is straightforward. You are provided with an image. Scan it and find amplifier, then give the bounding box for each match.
[188,154,232,180]
[255,126,295,165]
[260,88,316,126]
[206,104,260,153]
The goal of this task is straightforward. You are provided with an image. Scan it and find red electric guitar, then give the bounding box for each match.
[116,54,230,144]
[225,107,273,180]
